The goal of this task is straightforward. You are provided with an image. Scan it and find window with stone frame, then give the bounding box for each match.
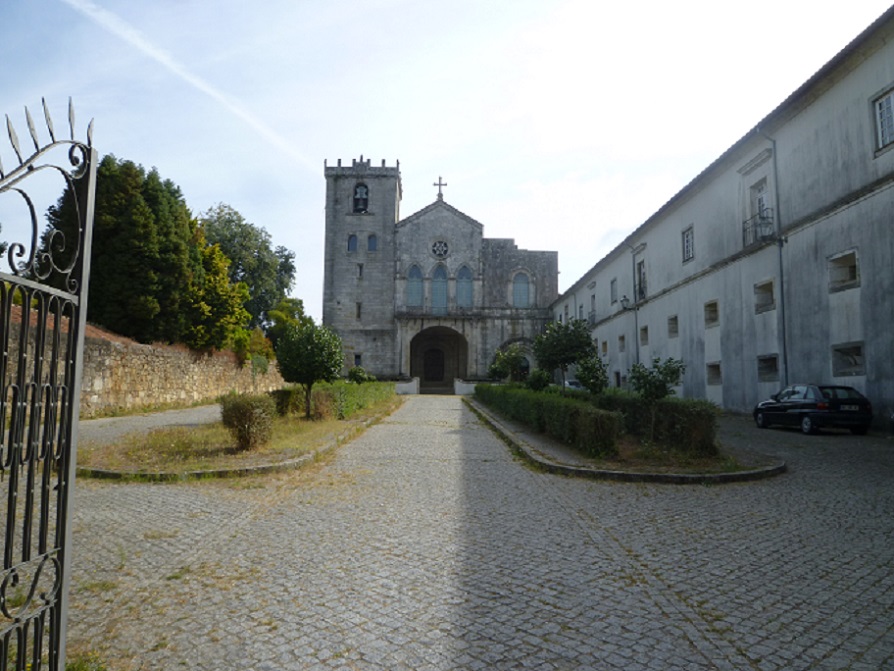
[875,88,894,151]
[757,355,779,382]
[704,300,719,327]
[456,266,473,308]
[347,234,358,252]
[754,280,775,313]
[832,342,865,377]
[682,226,694,263]
[513,272,530,308]
[432,265,448,315]
[828,250,859,292]
[407,265,423,307]
[367,234,377,252]
[667,315,679,338]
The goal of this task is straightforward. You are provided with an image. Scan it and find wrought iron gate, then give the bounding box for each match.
[0,100,96,670]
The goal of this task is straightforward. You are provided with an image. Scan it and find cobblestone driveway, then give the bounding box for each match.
[68,396,894,670]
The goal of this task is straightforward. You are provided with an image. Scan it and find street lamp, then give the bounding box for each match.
[620,295,631,311]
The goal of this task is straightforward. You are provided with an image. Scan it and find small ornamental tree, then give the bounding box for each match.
[576,353,609,395]
[629,356,686,441]
[275,322,344,418]
[488,343,527,382]
[532,319,595,391]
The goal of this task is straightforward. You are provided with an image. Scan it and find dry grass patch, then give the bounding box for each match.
[77,396,401,476]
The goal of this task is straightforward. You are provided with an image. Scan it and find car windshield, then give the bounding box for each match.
[819,386,863,400]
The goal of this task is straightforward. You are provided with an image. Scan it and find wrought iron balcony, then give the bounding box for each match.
[742,208,776,247]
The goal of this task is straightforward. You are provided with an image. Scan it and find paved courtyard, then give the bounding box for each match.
[68,396,894,670]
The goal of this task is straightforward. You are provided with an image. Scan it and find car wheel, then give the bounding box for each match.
[800,416,816,435]
[850,426,869,435]
[755,412,768,429]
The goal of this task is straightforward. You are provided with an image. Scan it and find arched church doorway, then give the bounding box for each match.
[410,326,468,393]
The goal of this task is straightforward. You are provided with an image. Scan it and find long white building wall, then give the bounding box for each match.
[553,8,894,422]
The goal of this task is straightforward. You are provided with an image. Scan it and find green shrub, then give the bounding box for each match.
[269,387,303,416]
[475,383,621,457]
[220,392,276,450]
[347,366,377,383]
[591,388,718,456]
[525,368,552,391]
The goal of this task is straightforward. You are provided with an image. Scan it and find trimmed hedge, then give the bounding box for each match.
[271,381,395,420]
[475,384,622,458]
[591,389,719,456]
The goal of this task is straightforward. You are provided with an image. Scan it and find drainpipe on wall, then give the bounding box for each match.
[757,128,789,387]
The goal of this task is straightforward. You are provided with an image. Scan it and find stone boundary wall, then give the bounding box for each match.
[80,337,285,418]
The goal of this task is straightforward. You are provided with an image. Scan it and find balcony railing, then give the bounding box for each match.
[743,208,775,247]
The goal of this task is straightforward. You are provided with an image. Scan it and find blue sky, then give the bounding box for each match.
[2,0,891,320]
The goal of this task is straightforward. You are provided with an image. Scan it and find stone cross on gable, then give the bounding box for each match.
[433,176,447,200]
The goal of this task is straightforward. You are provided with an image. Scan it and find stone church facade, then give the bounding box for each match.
[323,157,558,390]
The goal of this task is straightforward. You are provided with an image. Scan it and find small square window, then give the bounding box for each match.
[667,315,679,338]
[875,89,894,151]
[829,251,859,292]
[832,342,865,376]
[682,227,694,262]
[354,354,362,367]
[757,355,779,382]
[601,340,608,355]
[704,300,719,327]
[706,362,722,386]
[639,325,649,347]
[754,281,775,313]
[618,335,626,352]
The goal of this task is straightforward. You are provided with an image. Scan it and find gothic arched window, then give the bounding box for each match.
[407,265,423,307]
[353,183,369,213]
[347,234,358,252]
[457,266,473,308]
[512,272,530,308]
[367,234,377,251]
[432,265,448,315]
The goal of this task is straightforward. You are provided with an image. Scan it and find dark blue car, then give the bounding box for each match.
[753,384,873,435]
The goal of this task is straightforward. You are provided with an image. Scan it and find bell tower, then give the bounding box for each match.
[322,156,402,375]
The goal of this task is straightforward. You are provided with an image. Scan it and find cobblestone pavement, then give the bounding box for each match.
[67,396,894,670]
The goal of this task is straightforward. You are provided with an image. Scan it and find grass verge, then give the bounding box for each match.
[77,396,402,478]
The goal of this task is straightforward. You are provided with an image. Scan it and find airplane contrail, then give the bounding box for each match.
[60,0,318,173]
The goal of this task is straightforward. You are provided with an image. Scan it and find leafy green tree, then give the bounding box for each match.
[41,156,254,350]
[199,204,296,329]
[140,168,194,342]
[629,356,686,441]
[576,353,609,395]
[533,319,596,391]
[266,296,313,350]
[488,343,528,382]
[181,223,251,351]
[275,321,343,418]
[62,155,162,340]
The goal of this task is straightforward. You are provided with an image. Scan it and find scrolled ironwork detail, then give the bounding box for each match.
[0,98,94,292]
